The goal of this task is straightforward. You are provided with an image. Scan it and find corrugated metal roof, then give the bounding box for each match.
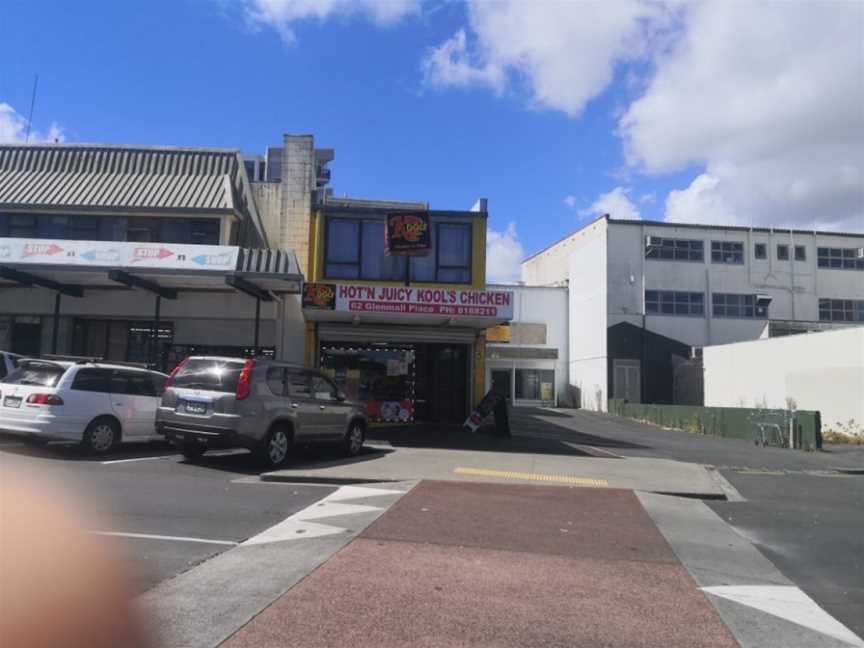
[0,144,248,213]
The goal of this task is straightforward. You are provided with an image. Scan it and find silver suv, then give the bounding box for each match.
[155,357,367,468]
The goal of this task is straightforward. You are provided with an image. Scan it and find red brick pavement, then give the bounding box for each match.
[224,481,738,648]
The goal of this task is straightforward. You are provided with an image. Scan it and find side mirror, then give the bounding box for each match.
[336,390,347,401]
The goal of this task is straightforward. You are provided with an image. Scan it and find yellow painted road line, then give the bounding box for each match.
[454,467,608,487]
[735,469,786,476]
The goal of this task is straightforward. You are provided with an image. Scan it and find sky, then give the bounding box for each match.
[1,0,862,282]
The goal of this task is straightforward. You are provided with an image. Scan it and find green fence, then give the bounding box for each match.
[608,400,822,451]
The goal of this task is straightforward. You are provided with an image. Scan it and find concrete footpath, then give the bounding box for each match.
[262,443,728,497]
[222,481,864,648]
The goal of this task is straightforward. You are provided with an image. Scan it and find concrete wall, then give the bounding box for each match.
[485,284,569,405]
[251,182,283,254]
[280,134,315,276]
[704,327,864,435]
[566,220,608,410]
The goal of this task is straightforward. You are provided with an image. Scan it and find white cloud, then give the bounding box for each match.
[423,0,675,117]
[422,29,505,92]
[244,0,420,42]
[580,186,641,221]
[620,2,864,230]
[486,222,524,283]
[563,195,577,209]
[0,103,64,144]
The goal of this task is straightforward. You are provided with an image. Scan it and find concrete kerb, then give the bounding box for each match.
[260,446,729,499]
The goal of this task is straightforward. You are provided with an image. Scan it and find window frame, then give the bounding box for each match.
[754,243,767,260]
[712,293,768,319]
[645,290,705,317]
[323,216,473,284]
[817,247,864,271]
[794,245,807,262]
[710,241,744,264]
[645,237,704,262]
[818,298,864,322]
[777,244,790,261]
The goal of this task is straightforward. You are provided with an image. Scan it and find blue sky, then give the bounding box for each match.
[1,1,862,281]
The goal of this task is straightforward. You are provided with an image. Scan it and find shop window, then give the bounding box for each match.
[712,293,768,319]
[325,219,361,278]
[436,224,471,283]
[645,290,704,316]
[754,243,767,259]
[8,214,39,238]
[126,217,161,242]
[324,216,472,284]
[515,369,554,401]
[320,345,416,422]
[361,221,406,280]
[710,241,744,264]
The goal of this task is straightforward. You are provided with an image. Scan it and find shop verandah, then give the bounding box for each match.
[0,239,304,371]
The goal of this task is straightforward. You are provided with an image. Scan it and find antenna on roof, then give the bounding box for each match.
[24,74,39,143]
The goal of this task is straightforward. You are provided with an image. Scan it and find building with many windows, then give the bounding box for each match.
[521,215,864,410]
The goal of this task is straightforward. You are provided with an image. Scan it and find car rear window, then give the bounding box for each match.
[172,359,245,393]
[2,362,66,387]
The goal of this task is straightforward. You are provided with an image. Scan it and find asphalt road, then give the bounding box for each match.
[517,408,864,639]
[0,435,337,593]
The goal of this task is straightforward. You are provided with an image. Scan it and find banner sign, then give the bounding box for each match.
[0,238,239,271]
[302,283,337,310]
[385,212,431,256]
[303,283,514,319]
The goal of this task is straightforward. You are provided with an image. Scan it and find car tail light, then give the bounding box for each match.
[27,393,64,406]
[235,359,255,401]
[162,357,189,393]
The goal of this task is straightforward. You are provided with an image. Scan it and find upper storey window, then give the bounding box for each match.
[645,237,704,262]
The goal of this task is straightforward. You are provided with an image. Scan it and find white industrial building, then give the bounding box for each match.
[522,215,864,410]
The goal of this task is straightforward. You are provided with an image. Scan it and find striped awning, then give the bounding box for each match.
[0,144,244,213]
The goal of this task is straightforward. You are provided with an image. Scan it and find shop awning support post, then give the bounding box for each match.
[254,297,261,351]
[152,295,161,369]
[51,292,61,354]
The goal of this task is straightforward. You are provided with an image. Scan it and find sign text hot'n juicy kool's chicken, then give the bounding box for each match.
[301,283,514,319]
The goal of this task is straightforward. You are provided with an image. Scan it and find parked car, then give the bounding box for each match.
[0,350,23,380]
[0,359,168,454]
[156,357,367,468]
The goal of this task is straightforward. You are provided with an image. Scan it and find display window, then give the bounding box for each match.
[320,344,416,423]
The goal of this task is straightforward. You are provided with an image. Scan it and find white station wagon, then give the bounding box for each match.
[0,359,167,454]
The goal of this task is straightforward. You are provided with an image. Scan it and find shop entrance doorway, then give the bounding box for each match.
[11,320,41,356]
[427,345,468,423]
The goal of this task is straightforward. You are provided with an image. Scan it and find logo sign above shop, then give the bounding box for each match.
[0,238,239,271]
[302,283,337,310]
[303,283,514,320]
[385,212,431,256]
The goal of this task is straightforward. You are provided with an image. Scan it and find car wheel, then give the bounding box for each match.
[178,442,207,461]
[82,418,119,455]
[343,421,365,457]
[256,425,291,468]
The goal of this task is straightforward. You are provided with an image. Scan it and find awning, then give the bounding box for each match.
[0,238,302,293]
